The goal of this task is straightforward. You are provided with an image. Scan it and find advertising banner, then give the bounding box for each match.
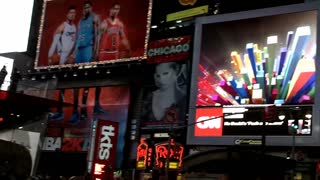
[187,3,318,146]
[141,60,189,129]
[193,105,312,137]
[45,86,130,169]
[91,120,119,180]
[151,0,213,23]
[147,36,191,64]
[35,0,152,69]
[196,11,316,107]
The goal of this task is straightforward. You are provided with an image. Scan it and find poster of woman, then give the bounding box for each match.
[141,61,189,128]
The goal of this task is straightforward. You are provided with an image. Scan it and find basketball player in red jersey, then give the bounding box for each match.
[98,2,131,61]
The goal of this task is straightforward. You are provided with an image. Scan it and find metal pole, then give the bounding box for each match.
[291,132,296,159]
[291,129,296,180]
[132,168,135,180]
[165,124,174,180]
[261,113,266,156]
[165,135,171,180]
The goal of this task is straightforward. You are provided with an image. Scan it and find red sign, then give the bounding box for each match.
[194,107,223,137]
[61,138,89,152]
[179,0,197,6]
[147,36,191,64]
[91,120,119,180]
[136,138,148,169]
[136,138,153,169]
[155,139,184,169]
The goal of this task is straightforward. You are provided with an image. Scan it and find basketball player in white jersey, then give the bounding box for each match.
[48,6,77,65]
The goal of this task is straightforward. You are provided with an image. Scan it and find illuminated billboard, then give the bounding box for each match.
[35,0,152,69]
[187,3,320,146]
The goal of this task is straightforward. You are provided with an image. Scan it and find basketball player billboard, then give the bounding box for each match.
[35,0,152,69]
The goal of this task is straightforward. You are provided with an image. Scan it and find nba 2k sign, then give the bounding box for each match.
[194,107,223,136]
[91,120,119,180]
[147,36,191,64]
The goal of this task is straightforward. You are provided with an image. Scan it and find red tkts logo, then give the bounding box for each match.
[194,108,223,136]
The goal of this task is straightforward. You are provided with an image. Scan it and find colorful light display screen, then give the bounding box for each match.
[187,3,320,146]
[197,11,316,106]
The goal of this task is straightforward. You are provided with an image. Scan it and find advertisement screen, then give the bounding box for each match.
[35,0,151,69]
[198,11,316,106]
[187,3,320,146]
[195,105,312,136]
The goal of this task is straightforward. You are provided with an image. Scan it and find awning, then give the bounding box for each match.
[183,149,296,175]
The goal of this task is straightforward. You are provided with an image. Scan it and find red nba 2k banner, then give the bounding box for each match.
[91,120,119,180]
[147,36,191,64]
[194,107,223,137]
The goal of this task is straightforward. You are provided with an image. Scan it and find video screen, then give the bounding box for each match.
[197,10,317,106]
[194,105,312,137]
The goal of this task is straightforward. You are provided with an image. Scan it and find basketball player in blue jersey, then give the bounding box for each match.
[48,6,76,65]
[74,0,100,63]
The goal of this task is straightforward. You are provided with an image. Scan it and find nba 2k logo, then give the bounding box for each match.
[194,108,223,136]
[179,0,197,6]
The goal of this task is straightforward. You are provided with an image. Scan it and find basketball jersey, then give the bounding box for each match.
[77,14,94,48]
[59,22,76,53]
[99,18,121,51]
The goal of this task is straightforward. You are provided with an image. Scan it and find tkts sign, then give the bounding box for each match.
[147,36,191,64]
[91,120,119,180]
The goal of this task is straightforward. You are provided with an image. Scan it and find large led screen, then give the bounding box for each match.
[198,11,316,106]
[187,3,320,146]
[35,0,151,69]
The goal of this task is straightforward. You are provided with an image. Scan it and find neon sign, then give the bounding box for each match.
[155,139,184,169]
[136,138,153,169]
[94,163,105,175]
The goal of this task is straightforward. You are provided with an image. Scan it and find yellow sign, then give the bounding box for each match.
[136,161,145,168]
[169,162,179,169]
[179,0,197,6]
[166,5,209,22]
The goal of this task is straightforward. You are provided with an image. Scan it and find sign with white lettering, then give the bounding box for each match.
[91,120,119,180]
[42,137,62,151]
[147,36,191,64]
[193,106,312,137]
[194,107,223,136]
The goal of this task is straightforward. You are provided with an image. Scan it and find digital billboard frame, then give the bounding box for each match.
[187,2,320,146]
[34,0,152,69]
